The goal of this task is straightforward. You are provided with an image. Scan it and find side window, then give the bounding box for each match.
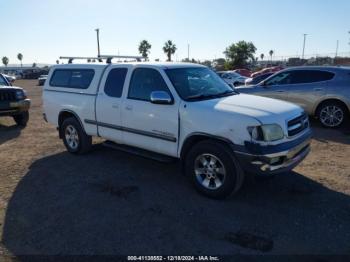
[0,74,9,86]
[265,72,293,86]
[291,70,335,84]
[50,69,95,89]
[128,68,170,101]
[104,68,128,98]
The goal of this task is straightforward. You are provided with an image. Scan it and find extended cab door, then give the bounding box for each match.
[95,65,130,143]
[121,67,179,157]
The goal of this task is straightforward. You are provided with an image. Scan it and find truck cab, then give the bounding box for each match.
[43,60,311,199]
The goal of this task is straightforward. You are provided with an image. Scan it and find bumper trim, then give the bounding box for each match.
[234,131,311,176]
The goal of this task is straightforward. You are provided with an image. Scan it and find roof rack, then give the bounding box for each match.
[59,55,144,64]
[99,55,144,64]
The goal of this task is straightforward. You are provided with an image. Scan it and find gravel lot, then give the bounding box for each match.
[0,80,350,256]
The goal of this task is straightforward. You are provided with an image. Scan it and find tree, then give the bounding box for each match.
[17,53,23,67]
[223,41,257,68]
[32,62,37,68]
[2,57,9,67]
[56,60,60,64]
[138,40,152,60]
[260,53,264,61]
[269,50,274,62]
[163,40,177,61]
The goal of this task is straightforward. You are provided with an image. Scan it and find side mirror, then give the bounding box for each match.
[150,91,173,105]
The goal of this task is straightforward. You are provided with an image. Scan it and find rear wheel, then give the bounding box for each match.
[185,140,244,199]
[61,117,92,154]
[13,111,29,127]
[317,101,347,128]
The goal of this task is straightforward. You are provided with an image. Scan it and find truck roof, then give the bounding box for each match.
[51,62,206,70]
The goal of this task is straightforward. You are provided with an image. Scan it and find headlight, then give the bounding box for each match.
[15,90,26,100]
[248,124,284,142]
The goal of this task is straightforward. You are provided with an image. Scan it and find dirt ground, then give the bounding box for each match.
[0,80,350,256]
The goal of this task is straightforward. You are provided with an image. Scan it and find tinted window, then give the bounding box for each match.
[50,69,95,89]
[128,68,170,101]
[291,70,334,84]
[104,68,128,97]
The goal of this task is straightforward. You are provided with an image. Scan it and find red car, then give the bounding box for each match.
[251,66,284,78]
[233,69,252,77]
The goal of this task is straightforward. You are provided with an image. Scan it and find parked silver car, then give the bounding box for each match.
[237,66,350,128]
[217,71,248,86]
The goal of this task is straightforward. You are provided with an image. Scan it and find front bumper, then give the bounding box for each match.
[234,129,311,176]
[0,99,31,116]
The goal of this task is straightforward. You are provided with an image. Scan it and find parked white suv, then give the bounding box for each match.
[43,61,311,199]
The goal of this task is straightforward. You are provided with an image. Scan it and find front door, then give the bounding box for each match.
[122,67,179,157]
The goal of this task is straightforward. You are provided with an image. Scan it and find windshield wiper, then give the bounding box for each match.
[186,90,236,101]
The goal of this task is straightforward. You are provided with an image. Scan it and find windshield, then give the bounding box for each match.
[165,67,236,101]
[0,74,9,86]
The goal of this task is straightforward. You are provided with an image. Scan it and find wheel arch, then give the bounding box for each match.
[58,110,85,138]
[314,98,350,117]
[180,133,234,160]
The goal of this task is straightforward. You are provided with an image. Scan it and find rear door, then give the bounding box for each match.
[286,70,330,111]
[95,65,130,143]
[121,67,179,157]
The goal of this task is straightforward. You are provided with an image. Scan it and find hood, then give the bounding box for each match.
[195,93,303,125]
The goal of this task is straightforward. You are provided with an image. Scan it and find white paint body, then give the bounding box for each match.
[43,63,305,158]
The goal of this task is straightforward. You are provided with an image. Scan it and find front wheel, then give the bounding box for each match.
[317,101,347,128]
[13,111,29,127]
[61,117,92,154]
[185,140,244,199]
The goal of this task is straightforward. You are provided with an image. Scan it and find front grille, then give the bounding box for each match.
[0,90,16,101]
[287,113,309,137]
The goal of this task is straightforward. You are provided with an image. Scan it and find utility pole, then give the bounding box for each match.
[95,28,101,57]
[187,43,190,61]
[335,40,339,58]
[348,31,350,56]
[302,34,307,59]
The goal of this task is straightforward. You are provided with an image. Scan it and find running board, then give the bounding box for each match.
[102,141,176,163]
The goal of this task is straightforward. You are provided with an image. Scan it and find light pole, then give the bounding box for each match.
[187,43,190,61]
[302,34,308,59]
[335,40,339,58]
[95,28,100,57]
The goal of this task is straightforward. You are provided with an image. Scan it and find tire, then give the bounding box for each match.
[185,140,244,199]
[13,111,29,127]
[317,101,348,128]
[61,117,92,154]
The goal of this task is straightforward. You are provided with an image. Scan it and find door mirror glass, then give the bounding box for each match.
[150,91,173,105]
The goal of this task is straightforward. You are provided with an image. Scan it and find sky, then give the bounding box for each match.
[1,0,350,65]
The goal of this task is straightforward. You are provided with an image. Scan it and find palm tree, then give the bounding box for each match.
[163,40,177,62]
[17,53,23,67]
[138,40,152,60]
[2,57,9,67]
[260,53,264,61]
[269,50,274,63]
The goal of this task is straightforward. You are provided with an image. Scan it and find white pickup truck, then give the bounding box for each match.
[43,61,311,198]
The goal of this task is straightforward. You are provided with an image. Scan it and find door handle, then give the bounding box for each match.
[112,104,119,109]
[276,90,284,93]
[125,105,133,111]
[313,88,323,91]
